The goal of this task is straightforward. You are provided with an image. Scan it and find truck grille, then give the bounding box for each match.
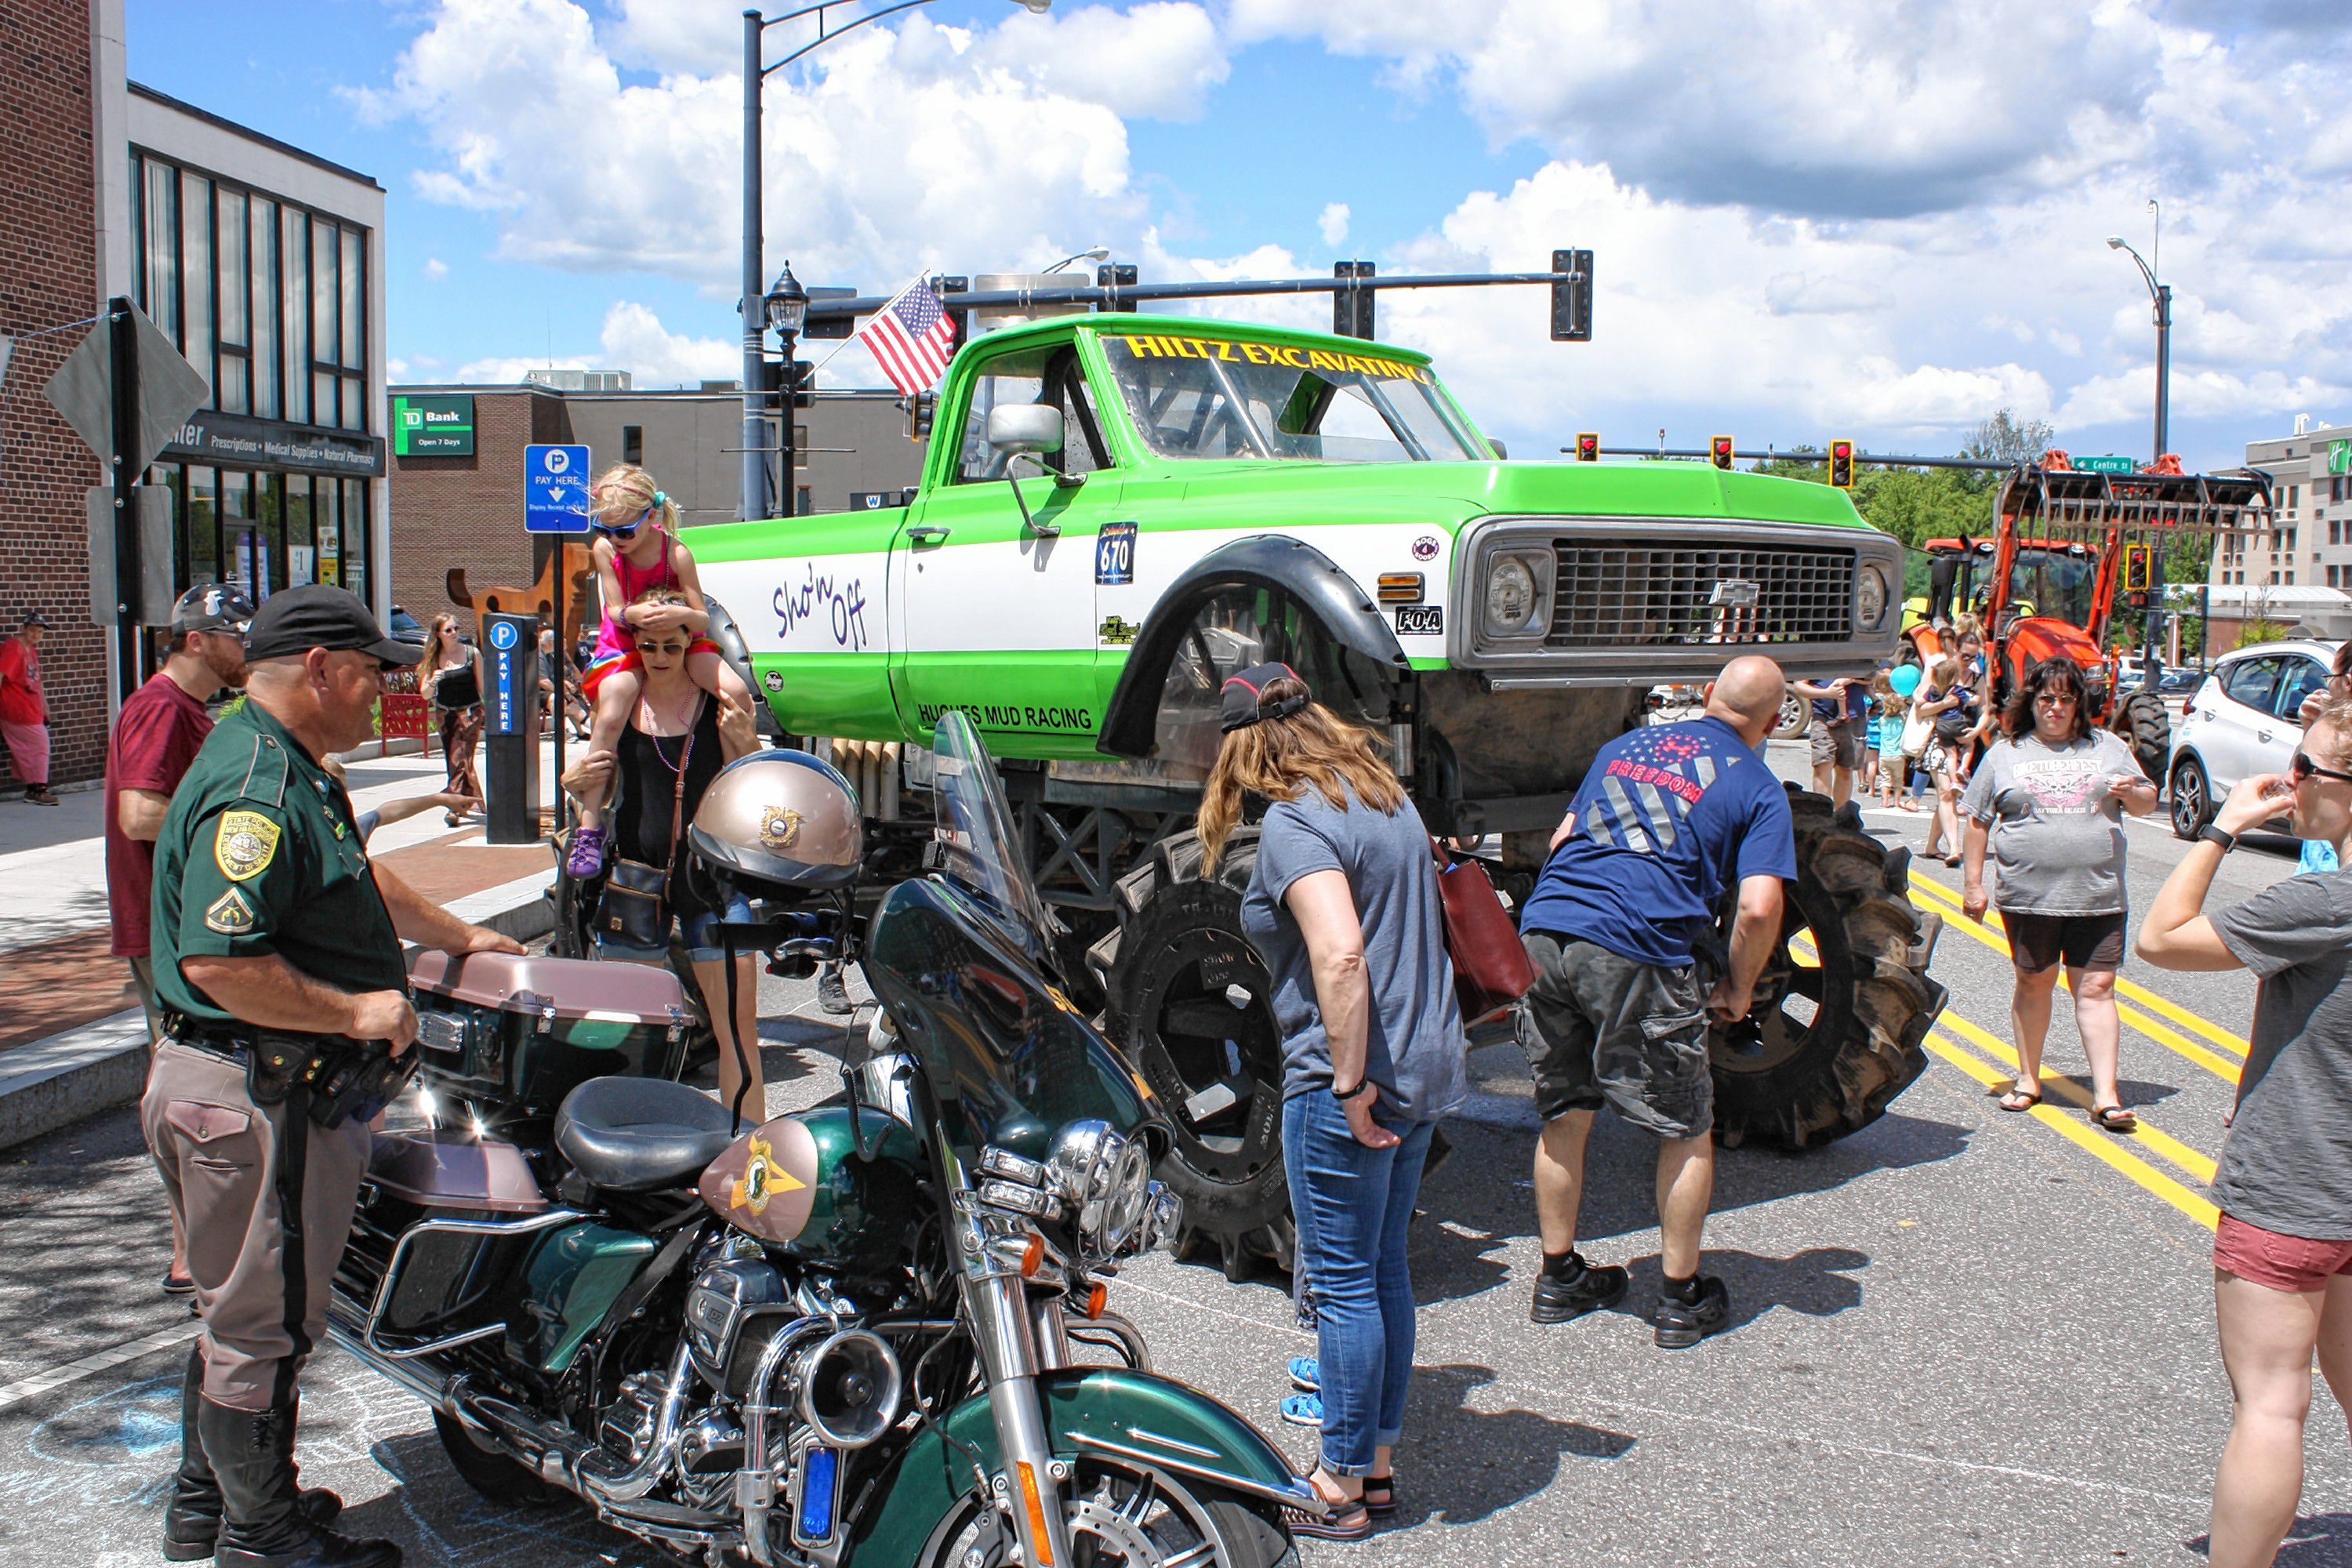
[1547,541,1856,648]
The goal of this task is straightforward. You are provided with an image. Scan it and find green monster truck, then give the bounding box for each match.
[685,312,1946,1278]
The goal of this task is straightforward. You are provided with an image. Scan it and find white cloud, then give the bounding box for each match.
[1318,202,1349,247]
[452,300,737,387]
[423,257,448,281]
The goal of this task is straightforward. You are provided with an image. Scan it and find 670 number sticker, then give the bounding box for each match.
[1394,605,1443,636]
[1095,521,1138,586]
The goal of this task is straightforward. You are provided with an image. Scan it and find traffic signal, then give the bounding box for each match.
[1828,438,1856,489]
[1709,434,1734,470]
[1096,262,1138,312]
[2123,543,2151,591]
[1575,432,1599,463]
[1334,261,1375,339]
[1551,249,1593,342]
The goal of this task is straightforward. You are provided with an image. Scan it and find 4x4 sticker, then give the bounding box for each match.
[1095,522,1138,586]
[1395,605,1443,636]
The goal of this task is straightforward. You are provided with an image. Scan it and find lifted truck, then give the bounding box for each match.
[685,313,1945,1277]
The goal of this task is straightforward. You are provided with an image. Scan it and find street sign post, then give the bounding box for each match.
[524,445,593,533]
[2071,455,2136,474]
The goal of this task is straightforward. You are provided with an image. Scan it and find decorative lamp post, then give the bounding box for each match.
[764,262,808,515]
[2107,220,2174,691]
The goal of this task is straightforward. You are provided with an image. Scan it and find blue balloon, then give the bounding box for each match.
[1889,663,1922,698]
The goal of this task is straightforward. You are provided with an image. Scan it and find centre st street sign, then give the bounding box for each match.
[2071,455,2136,474]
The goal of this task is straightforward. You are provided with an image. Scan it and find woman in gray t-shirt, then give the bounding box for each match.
[1200,662,1465,1541]
[2137,698,2352,1568]
[1960,658,2159,1127]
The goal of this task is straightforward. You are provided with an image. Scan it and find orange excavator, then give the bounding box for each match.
[1904,452,2273,782]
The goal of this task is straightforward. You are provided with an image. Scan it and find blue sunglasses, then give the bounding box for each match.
[593,506,654,539]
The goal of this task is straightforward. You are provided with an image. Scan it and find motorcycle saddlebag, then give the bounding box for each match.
[405,950,695,1118]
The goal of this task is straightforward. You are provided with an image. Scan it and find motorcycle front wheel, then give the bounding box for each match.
[927,1457,1296,1568]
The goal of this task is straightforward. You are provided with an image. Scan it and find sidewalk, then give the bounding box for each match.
[0,741,565,1149]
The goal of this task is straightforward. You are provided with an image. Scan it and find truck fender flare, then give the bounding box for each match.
[850,1367,1307,1568]
[1096,534,1410,757]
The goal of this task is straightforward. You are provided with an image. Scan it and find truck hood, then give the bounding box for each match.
[1135,459,1877,533]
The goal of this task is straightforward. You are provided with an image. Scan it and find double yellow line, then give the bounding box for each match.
[1858,869,2241,1231]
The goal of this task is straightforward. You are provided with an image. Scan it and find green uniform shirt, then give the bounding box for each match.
[150,698,407,1027]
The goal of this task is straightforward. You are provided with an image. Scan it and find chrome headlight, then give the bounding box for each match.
[1857,564,1889,630]
[1480,548,1552,639]
[1045,1120,1156,1259]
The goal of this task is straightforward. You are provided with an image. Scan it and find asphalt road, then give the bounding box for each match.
[4,739,2347,1567]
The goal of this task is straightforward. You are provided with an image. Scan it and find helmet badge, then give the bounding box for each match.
[760,806,806,851]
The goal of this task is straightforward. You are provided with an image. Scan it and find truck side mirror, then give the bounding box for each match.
[985,405,1072,536]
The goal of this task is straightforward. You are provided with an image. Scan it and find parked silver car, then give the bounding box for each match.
[2169,638,2342,838]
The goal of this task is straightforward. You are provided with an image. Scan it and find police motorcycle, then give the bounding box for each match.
[328,712,1312,1567]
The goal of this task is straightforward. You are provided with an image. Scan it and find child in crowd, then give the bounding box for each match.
[567,465,755,877]
[1871,670,1905,808]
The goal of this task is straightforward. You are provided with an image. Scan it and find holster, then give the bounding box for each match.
[306,1041,416,1131]
[242,1033,313,1108]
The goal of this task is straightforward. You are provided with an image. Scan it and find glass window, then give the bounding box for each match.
[312,481,339,598]
[180,172,212,397]
[949,345,1111,483]
[341,479,370,605]
[2223,656,2281,715]
[315,372,340,427]
[185,466,220,597]
[216,190,248,349]
[311,219,338,369]
[250,198,277,419]
[1099,332,1480,463]
[143,157,178,337]
[339,227,364,372]
[287,479,318,586]
[282,208,310,423]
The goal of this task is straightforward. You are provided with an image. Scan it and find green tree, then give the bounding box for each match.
[1963,409,2057,468]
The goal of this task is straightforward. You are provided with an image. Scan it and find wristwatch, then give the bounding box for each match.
[1331,1077,1374,1102]
[2199,824,2238,854]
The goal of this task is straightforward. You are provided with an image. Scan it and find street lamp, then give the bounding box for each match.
[2107,220,2174,691]
[762,262,808,510]
[741,0,1052,521]
[1041,245,1109,274]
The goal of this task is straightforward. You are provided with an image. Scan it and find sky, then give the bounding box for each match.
[125,0,2352,474]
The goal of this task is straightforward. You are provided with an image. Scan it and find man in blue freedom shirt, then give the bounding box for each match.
[1515,655,1798,1348]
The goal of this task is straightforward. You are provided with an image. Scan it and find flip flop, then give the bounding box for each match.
[2092,1104,2138,1133]
[1995,1083,2042,1112]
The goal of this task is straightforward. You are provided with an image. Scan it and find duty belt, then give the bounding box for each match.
[164,1015,414,1130]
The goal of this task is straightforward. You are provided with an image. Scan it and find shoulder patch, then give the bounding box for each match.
[214,811,282,881]
[203,887,257,935]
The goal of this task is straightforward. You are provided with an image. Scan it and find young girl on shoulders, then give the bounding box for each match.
[567,464,755,877]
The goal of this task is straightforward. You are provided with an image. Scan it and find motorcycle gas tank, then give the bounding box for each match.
[699,1105,922,1274]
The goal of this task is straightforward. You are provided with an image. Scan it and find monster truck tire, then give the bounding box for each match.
[1090,828,1294,1283]
[2117,690,2171,785]
[1711,788,1943,1152]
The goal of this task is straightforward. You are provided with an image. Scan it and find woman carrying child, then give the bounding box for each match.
[567,465,757,877]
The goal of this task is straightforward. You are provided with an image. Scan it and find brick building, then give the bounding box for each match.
[0,2,108,790]
[0,0,385,787]
[387,383,924,634]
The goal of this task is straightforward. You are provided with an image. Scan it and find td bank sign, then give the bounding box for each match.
[392,394,475,457]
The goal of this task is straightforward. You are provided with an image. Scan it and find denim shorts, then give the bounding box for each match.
[594,891,754,965]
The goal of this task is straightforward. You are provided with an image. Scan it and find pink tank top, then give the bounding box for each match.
[593,526,680,658]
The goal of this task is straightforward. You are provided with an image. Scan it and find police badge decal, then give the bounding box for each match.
[215,811,281,881]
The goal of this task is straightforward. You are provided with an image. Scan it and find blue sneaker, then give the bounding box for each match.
[1279,1392,1322,1428]
[1287,1356,1319,1392]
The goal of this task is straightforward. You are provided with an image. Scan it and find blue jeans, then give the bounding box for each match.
[1282,1090,1434,1476]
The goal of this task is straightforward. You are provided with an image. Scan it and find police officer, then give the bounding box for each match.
[143,585,524,1568]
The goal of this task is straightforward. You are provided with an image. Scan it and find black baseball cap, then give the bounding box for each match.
[241,585,422,666]
[1220,662,1308,732]
[20,610,49,630]
[170,583,256,638]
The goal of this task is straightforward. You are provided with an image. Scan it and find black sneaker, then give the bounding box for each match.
[817,966,855,1016]
[1530,1258,1628,1323]
[1650,1276,1730,1348]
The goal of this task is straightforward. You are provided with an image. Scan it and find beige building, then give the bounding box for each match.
[2205,420,2352,644]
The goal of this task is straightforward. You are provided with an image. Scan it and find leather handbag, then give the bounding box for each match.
[594,703,699,949]
[1431,839,1537,1025]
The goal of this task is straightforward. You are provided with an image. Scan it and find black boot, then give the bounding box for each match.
[164,1351,344,1562]
[198,1396,397,1568]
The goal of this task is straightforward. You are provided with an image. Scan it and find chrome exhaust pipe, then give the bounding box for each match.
[325,1312,454,1412]
[454,1341,699,1506]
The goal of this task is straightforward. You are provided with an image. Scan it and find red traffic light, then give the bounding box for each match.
[1828,438,1855,489]
[1709,435,1733,470]
[1576,431,1599,463]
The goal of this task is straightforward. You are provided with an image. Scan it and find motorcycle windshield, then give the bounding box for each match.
[932,711,1056,970]
[858,711,1156,1160]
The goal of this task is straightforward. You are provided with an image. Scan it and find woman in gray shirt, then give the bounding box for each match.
[1201,662,1465,1541]
[1960,658,2159,1127]
[2137,697,2352,1568]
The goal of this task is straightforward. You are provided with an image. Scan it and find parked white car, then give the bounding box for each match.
[2169,638,2342,838]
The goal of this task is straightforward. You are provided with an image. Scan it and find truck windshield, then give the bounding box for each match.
[1098,330,1483,463]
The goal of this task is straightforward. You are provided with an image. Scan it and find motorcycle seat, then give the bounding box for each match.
[554,1076,746,1192]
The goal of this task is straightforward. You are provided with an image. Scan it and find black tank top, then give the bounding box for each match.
[612,696,724,912]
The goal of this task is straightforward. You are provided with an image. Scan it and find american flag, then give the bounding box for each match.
[855,280,958,396]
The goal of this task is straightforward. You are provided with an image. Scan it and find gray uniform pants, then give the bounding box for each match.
[142,1040,372,1410]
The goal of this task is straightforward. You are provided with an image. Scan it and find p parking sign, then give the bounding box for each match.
[525,445,593,532]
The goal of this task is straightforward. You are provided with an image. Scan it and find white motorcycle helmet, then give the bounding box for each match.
[687,750,863,895]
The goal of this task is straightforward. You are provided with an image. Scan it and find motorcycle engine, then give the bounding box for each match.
[597,1369,668,1466]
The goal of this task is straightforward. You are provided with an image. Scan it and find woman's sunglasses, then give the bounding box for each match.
[2032,691,2078,707]
[638,640,688,659]
[2292,750,2352,786]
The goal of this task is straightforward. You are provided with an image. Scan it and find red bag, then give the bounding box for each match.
[1431,840,1536,1025]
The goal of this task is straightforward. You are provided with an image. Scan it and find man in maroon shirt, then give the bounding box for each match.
[108,583,251,1294]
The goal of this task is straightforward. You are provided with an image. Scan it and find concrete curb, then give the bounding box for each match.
[0,872,555,1153]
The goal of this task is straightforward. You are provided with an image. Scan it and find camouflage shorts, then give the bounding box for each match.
[1518,932,1713,1139]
